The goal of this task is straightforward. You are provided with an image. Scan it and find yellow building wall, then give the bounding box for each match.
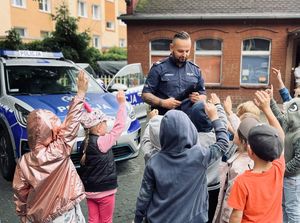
[4,0,126,49]
[0,0,12,38]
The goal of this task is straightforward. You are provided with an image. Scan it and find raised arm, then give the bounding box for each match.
[254,90,285,141]
[204,102,229,166]
[98,90,127,152]
[59,70,88,152]
[272,67,292,102]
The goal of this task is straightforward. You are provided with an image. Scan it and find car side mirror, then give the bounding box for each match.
[108,83,128,92]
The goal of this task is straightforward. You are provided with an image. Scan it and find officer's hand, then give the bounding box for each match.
[189,92,206,103]
[116,90,126,104]
[162,98,181,109]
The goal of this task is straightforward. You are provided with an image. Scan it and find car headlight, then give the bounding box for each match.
[126,102,136,120]
[14,104,30,127]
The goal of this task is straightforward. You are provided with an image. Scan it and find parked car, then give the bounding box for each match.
[0,50,141,181]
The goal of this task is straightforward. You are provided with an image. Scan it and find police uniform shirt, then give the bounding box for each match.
[142,56,206,114]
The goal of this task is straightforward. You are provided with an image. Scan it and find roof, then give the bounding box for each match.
[120,0,300,20]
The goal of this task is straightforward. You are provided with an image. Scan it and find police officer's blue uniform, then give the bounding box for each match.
[142,56,206,115]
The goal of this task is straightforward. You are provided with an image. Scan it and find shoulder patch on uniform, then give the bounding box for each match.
[187,61,199,68]
[153,57,168,66]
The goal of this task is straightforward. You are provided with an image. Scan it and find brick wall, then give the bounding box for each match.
[126,19,300,105]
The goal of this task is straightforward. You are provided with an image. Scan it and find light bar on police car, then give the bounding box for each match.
[0,50,64,59]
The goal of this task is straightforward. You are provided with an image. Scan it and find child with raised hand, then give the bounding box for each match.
[141,109,163,164]
[79,90,127,223]
[268,81,300,222]
[134,102,229,223]
[190,93,230,223]
[13,71,88,223]
[228,90,285,223]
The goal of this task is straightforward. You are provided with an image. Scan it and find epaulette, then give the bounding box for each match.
[153,57,168,66]
[187,61,199,68]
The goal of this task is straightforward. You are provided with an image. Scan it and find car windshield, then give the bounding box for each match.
[5,65,104,95]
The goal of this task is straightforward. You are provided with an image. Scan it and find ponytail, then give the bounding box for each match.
[80,129,90,165]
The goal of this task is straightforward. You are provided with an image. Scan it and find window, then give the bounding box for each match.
[78,1,87,17]
[240,38,271,85]
[12,0,26,8]
[195,39,222,84]
[150,39,172,65]
[40,31,50,38]
[39,0,50,12]
[14,28,26,37]
[106,21,115,30]
[119,39,126,48]
[92,5,101,20]
[93,35,100,48]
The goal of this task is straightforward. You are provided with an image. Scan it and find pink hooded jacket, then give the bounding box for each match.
[13,95,85,223]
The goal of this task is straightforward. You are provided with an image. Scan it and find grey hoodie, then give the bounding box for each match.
[141,115,163,163]
[134,110,229,223]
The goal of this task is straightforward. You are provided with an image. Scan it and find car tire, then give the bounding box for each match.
[0,125,16,181]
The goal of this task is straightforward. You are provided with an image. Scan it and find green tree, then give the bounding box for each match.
[1,29,23,50]
[50,3,90,62]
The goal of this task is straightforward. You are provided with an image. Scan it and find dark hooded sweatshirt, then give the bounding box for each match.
[134,110,229,223]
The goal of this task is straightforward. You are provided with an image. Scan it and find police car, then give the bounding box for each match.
[0,50,141,181]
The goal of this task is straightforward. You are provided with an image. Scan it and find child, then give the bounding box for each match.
[268,86,300,222]
[141,109,163,163]
[13,71,88,223]
[228,90,285,223]
[134,103,229,223]
[190,93,230,223]
[79,90,127,223]
[213,115,256,223]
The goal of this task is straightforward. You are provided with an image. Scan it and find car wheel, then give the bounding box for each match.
[0,126,16,181]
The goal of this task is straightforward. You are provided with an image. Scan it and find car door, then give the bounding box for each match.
[106,63,147,121]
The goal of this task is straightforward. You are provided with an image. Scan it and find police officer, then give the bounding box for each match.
[142,31,206,116]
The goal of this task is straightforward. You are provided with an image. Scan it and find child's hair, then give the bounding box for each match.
[237,114,260,152]
[236,101,260,118]
[80,129,90,165]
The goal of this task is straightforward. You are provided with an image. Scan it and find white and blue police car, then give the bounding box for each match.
[0,50,141,181]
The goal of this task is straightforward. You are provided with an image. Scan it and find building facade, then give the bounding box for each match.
[0,0,127,50]
[121,0,300,104]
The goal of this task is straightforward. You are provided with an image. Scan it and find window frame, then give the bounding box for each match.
[92,4,101,20]
[194,38,223,85]
[106,21,115,31]
[93,35,100,49]
[40,30,50,38]
[119,39,126,48]
[38,0,51,13]
[240,38,271,86]
[12,0,26,8]
[149,38,172,67]
[14,27,27,37]
[78,1,87,18]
